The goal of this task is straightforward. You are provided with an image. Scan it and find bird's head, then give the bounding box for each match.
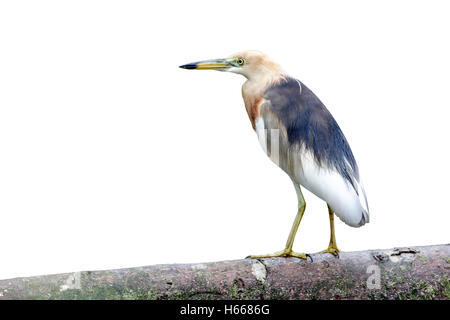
[180,50,283,81]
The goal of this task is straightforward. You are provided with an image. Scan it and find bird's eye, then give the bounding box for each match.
[237,58,245,65]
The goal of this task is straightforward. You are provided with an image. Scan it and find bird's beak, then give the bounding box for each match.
[179,58,231,71]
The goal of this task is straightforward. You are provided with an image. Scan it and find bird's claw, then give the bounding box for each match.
[319,247,341,258]
[246,249,308,260]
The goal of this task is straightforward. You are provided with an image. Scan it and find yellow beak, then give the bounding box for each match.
[179,58,231,70]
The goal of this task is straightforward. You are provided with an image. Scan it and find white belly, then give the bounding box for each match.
[255,117,369,227]
[293,149,368,227]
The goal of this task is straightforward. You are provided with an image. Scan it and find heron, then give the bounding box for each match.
[180,51,369,259]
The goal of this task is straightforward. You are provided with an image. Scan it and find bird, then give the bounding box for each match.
[180,50,369,259]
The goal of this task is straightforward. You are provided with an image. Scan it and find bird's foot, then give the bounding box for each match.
[319,246,340,257]
[246,249,308,260]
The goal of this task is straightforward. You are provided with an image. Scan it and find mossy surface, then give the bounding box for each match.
[47,286,158,300]
[1,245,448,300]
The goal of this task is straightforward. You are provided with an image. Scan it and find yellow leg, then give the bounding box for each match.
[319,204,341,256]
[247,183,307,260]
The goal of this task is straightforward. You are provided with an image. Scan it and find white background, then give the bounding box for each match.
[0,1,449,280]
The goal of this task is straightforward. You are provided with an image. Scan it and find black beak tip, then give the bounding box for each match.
[179,64,197,70]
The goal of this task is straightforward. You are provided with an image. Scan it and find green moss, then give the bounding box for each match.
[263,287,290,300]
[304,280,329,300]
[48,285,122,300]
[385,276,405,292]
[168,289,195,300]
[27,264,450,300]
[247,282,268,299]
[229,283,240,299]
[439,275,450,299]
[408,282,438,300]
[122,289,158,300]
[44,285,160,300]
[228,280,267,300]
[326,273,356,299]
[417,255,428,264]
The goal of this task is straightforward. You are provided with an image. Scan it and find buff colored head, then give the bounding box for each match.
[180,50,283,80]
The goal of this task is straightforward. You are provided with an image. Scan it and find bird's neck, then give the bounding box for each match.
[242,73,285,130]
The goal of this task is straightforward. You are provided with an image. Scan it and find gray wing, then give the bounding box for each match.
[262,77,361,193]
